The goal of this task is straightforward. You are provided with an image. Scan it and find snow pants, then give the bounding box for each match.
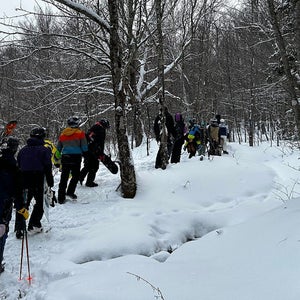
[58,154,81,202]
[79,152,99,185]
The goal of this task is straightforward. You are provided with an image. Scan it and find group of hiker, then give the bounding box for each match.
[0,109,229,274]
[154,108,229,168]
[0,116,110,274]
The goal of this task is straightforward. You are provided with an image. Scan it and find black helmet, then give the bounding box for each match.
[99,119,110,129]
[30,127,46,139]
[6,137,19,154]
[67,116,81,128]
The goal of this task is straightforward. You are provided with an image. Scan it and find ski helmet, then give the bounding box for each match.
[67,116,81,128]
[99,119,110,129]
[30,127,46,139]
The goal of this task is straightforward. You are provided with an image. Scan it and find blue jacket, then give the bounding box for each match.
[17,137,53,187]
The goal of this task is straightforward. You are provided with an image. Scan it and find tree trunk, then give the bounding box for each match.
[155,0,169,170]
[267,0,300,139]
[108,0,136,198]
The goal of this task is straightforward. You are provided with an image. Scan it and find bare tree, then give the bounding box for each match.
[267,0,300,140]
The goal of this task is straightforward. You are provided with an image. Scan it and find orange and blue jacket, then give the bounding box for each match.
[57,127,88,155]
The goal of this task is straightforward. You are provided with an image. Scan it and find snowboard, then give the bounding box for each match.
[43,179,52,222]
[99,154,119,174]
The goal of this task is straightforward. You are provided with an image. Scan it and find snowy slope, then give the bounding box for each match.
[0,141,299,300]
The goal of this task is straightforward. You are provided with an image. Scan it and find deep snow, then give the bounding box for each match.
[0,140,300,300]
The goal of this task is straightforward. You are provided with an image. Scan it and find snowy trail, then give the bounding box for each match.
[1,141,297,300]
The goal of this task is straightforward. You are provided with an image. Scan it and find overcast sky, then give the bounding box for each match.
[1,0,38,17]
[1,0,240,18]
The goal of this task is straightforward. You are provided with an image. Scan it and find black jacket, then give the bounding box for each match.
[86,122,106,157]
[0,148,23,225]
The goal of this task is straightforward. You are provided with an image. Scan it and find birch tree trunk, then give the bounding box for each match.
[108,0,137,198]
[155,0,169,170]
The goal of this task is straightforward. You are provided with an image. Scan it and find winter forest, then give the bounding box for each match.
[0,0,300,198]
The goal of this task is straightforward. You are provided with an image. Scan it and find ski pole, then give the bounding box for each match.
[19,230,25,281]
[19,228,32,284]
[24,229,32,284]
[19,188,32,284]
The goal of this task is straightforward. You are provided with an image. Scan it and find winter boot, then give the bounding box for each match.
[16,230,24,239]
[28,226,43,235]
[0,263,5,274]
[66,193,77,200]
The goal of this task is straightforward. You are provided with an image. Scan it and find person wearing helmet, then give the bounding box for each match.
[56,116,88,202]
[79,119,110,187]
[66,116,81,128]
[16,127,54,235]
[30,127,47,139]
[219,118,229,154]
[0,136,28,273]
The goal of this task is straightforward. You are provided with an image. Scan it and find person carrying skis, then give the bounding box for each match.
[56,116,88,203]
[170,113,186,163]
[79,119,110,187]
[16,127,54,235]
[0,137,29,273]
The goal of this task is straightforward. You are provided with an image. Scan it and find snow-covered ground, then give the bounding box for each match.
[1,140,300,300]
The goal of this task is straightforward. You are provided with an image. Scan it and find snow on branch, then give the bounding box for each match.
[52,0,110,32]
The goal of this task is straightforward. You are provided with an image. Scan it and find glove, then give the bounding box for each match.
[18,208,29,220]
[98,155,105,162]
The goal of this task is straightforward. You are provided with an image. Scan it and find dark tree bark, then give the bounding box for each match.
[267,0,300,139]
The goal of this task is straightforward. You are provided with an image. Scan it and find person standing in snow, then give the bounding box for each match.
[16,127,54,235]
[79,119,110,187]
[0,137,28,273]
[56,116,88,203]
[183,121,202,158]
[207,118,221,156]
[170,113,186,163]
[219,118,229,154]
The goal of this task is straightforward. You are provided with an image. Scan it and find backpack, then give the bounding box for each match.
[44,139,61,168]
[209,125,219,142]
